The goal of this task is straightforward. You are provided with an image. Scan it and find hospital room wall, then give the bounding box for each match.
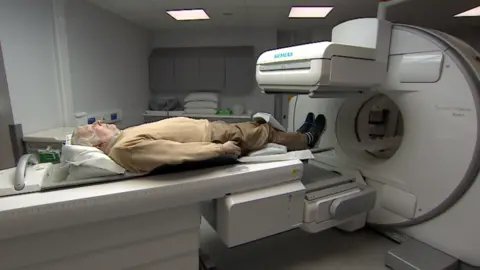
[0,0,152,135]
[152,28,277,114]
[65,0,153,128]
[0,0,63,134]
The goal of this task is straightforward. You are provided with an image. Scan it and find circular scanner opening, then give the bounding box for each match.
[336,93,405,165]
[354,94,404,159]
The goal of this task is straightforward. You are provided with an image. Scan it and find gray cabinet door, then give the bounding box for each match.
[0,44,16,169]
[198,55,225,91]
[149,55,175,92]
[174,55,199,91]
[225,47,255,95]
[149,46,254,94]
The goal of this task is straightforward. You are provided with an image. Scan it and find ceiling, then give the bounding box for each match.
[88,0,480,31]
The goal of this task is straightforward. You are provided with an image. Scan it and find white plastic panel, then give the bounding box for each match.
[0,205,201,269]
[256,41,384,96]
[332,18,392,65]
[397,28,480,267]
[329,57,385,87]
[256,59,330,93]
[256,56,385,95]
[29,230,199,270]
[304,188,361,223]
[292,24,480,266]
[257,42,375,65]
[0,160,303,241]
[301,213,367,234]
[399,52,444,83]
[389,27,447,55]
[380,185,417,219]
[216,181,305,247]
[0,163,51,197]
[332,18,382,49]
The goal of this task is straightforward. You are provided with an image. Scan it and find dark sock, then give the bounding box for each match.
[306,114,326,148]
[297,112,315,133]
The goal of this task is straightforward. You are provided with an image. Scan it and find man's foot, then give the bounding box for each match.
[305,114,326,148]
[297,112,315,133]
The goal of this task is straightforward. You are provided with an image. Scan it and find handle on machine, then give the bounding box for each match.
[310,147,335,154]
[14,154,38,191]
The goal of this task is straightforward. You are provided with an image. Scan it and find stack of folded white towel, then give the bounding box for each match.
[184,92,219,115]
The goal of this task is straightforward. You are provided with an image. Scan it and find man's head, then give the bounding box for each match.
[71,120,120,152]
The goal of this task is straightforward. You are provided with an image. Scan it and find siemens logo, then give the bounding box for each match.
[274,52,293,59]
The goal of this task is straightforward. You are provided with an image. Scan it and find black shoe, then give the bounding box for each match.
[296,112,315,133]
[306,114,326,148]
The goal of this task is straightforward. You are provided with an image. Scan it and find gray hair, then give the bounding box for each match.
[71,125,101,147]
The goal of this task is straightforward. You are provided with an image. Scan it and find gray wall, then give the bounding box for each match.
[66,0,152,128]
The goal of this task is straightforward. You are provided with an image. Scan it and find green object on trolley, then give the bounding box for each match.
[216,109,232,115]
[38,149,60,163]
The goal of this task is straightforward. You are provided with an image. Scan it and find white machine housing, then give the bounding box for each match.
[256,19,392,97]
[202,160,376,247]
[255,18,480,266]
[204,19,397,249]
[203,18,395,249]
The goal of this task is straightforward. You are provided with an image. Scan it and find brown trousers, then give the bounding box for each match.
[209,121,308,154]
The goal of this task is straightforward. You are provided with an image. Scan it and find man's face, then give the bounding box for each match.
[91,120,120,140]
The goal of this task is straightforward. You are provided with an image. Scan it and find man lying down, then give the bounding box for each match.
[71,113,326,174]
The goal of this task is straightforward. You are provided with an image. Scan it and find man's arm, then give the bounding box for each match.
[111,139,229,174]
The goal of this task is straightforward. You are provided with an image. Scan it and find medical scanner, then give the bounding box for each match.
[0,16,479,270]
[257,17,480,268]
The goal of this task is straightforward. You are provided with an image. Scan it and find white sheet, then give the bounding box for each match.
[247,143,287,157]
[58,142,307,186]
[239,150,314,163]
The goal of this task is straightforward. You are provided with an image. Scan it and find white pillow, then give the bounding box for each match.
[184,101,218,109]
[61,145,126,174]
[184,108,218,115]
[184,92,219,103]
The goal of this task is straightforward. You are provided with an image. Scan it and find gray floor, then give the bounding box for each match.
[200,220,398,270]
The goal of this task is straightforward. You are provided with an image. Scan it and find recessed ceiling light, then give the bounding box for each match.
[166,9,210,21]
[289,7,333,18]
[455,6,480,17]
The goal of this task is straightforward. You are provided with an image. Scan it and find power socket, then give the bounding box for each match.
[84,109,122,125]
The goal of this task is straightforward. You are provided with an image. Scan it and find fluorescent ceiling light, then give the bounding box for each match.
[167,9,210,20]
[455,6,480,17]
[289,7,333,18]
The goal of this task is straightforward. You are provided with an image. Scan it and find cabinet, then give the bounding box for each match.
[199,55,225,90]
[174,55,199,91]
[149,55,175,91]
[225,51,255,95]
[149,46,254,94]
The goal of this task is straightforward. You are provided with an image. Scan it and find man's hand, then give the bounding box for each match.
[222,141,241,157]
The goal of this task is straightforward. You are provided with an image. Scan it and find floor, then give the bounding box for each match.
[200,220,398,270]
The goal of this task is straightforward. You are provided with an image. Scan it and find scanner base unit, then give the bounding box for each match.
[202,163,376,247]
